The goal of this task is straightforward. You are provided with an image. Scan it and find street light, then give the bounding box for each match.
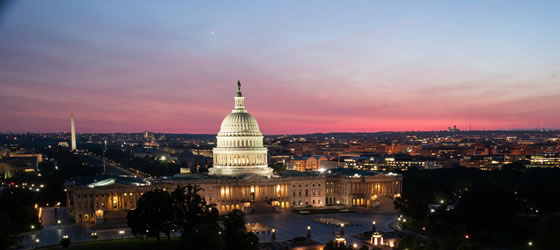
[57,220,61,224]
[30,225,35,230]
[528,241,533,247]
[119,230,125,239]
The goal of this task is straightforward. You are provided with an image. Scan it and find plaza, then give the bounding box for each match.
[19,205,397,248]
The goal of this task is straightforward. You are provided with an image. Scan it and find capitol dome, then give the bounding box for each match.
[209,81,274,177]
[218,112,261,137]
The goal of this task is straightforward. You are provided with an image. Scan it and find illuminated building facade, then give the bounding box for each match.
[287,155,329,172]
[65,82,402,224]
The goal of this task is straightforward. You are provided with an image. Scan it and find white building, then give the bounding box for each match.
[209,81,274,177]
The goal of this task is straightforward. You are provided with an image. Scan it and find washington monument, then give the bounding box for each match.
[70,112,76,151]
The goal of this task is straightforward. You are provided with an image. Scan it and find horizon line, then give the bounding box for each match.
[2,128,560,136]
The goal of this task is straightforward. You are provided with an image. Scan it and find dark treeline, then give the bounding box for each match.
[1,147,102,249]
[0,188,40,249]
[128,185,258,250]
[394,163,560,249]
[102,149,181,177]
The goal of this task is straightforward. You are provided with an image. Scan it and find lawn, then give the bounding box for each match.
[43,238,184,250]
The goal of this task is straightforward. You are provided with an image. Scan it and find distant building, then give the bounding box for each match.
[448,125,460,133]
[527,153,560,168]
[460,155,505,171]
[287,156,329,172]
[0,153,42,178]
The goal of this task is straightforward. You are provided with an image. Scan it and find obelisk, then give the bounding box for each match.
[70,112,76,151]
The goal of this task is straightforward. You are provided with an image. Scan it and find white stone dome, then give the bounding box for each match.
[209,81,273,177]
[218,112,262,136]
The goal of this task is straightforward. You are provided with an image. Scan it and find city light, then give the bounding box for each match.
[528,241,533,246]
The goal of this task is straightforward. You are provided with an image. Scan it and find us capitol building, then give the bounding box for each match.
[65,82,402,224]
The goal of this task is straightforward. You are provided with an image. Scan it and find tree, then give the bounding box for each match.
[536,213,560,249]
[454,182,514,242]
[501,161,527,172]
[223,209,259,250]
[396,235,414,250]
[0,212,15,250]
[127,189,174,242]
[172,185,222,250]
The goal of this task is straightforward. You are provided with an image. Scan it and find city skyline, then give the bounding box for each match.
[1,1,559,134]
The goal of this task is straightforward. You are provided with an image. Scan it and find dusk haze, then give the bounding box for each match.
[1,0,559,134]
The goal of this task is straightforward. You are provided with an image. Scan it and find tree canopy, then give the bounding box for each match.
[222,209,259,250]
[394,166,560,249]
[127,185,258,249]
[127,189,174,242]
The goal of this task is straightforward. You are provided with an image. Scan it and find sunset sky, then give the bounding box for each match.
[1,1,559,134]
